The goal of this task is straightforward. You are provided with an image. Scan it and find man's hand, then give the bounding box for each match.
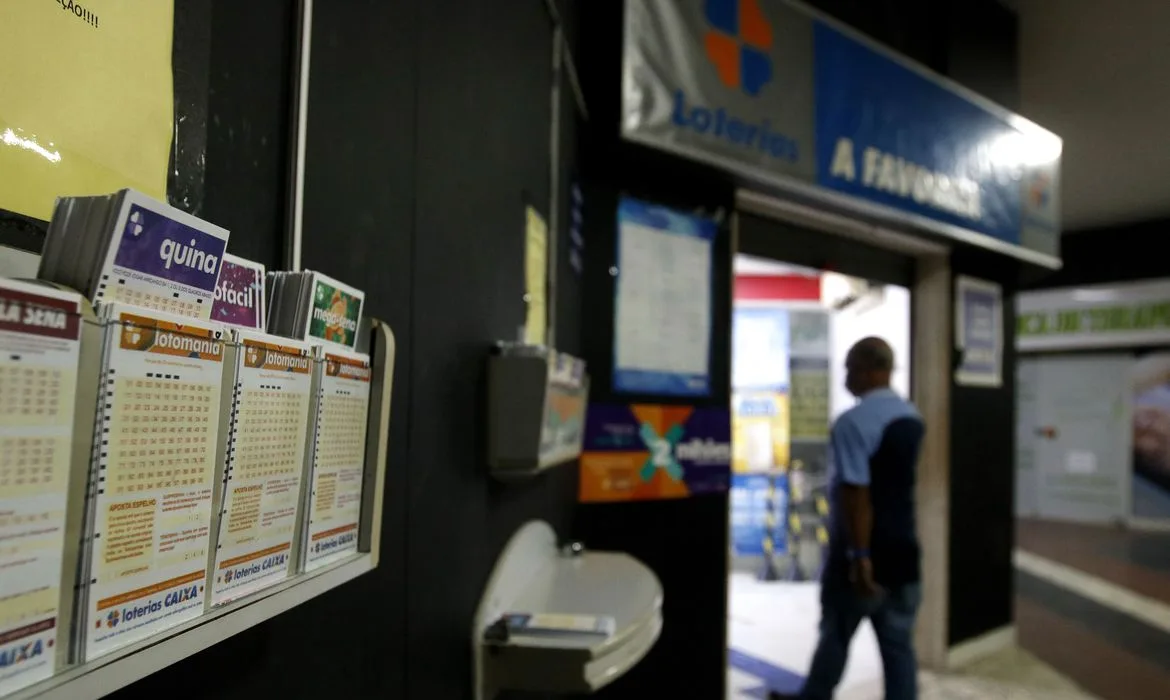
[849,557,882,599]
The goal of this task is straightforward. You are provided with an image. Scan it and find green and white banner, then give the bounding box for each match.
[1017,279,1170,351]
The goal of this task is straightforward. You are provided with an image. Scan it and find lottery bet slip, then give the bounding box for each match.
[300,348,371,572]
[0,279,90,694]
[79,304,229,660]
[208,330,313,606]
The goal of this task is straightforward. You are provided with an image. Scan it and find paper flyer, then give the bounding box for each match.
[83,306,226,660]
[0,0,174,221]
[95,191,230,320]
[524,206,548,345]
[302,350,370,571]
[211,255,267,330]
[304,273,364,351]
[209,331,313,606]
[612,197,715,397]
[0,280,83,694]
[954,275,1003,387]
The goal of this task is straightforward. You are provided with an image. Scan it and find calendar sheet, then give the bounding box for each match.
[83,306,226,660]
[0,280,83,694]
[302,350,370,571]
[94,190,230,320]
[613,197,714,397]
[209,331,312,605]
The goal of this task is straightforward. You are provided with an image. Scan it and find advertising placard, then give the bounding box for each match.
[579,404,730,502]
[621,0,1061,264]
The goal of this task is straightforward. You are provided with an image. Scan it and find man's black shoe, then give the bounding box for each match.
[766,691,799,700]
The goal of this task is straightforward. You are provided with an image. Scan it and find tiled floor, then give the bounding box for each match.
[1016,519,1170,699]
[1017,519,1170,605]
[726,572,1093,699]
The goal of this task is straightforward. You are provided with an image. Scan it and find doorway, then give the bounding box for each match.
[726,193,952,698]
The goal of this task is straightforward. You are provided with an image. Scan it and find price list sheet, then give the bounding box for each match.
[0,279,83,695]
[209,331,313,606]
[612,197,715,397]
[302,350,370,572]
[82,305,226,660]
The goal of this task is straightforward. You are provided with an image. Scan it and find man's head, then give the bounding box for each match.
[845,336,894,397]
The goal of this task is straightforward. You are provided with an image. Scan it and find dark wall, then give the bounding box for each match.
[108,1,583,700]
[1024,220,1169,289]
[948,249,1023,646]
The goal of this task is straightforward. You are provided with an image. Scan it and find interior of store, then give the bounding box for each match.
[727,253,913,697]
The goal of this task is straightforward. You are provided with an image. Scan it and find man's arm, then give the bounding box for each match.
[831,417,879,595]
[840,484,873,556]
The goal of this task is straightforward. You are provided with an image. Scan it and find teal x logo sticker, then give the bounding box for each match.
[639,422,685,482]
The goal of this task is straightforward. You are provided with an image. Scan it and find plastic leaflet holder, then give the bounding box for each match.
[206,330,314,607]
[298,347,371,572]
[0,279,99,695]
[77,304,230,661]
[486,345,589,478]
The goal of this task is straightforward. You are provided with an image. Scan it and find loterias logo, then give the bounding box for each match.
[670,0,799,163]
[704,0,773,96]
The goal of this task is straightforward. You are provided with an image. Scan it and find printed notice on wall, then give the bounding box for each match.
[83,305,225,661]
[0,280,84,694]
[612,197,714,397]
[302,350,370,571]
[524,206,548,346]
[0,0,175,220]
[209,331,313,606]
[955,276,1003,387]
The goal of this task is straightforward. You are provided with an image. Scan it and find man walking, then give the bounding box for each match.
[772,337,925,700]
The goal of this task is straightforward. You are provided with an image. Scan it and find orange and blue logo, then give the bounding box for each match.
[704,0,774,96]
[671,0,797,162]
[1027,172,1051,209]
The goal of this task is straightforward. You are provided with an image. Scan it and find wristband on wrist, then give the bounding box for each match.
[846,548,870,561]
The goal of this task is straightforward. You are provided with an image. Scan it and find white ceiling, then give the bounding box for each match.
[1017,0,1170,231]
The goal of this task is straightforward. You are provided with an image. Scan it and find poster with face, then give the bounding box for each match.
[1132,352,1170,520]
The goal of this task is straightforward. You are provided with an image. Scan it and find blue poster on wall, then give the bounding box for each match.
[612,197,716,397]
[808,18,1061,258]
[730,473,788,557]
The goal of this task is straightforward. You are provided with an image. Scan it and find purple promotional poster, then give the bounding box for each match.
[578,404,731,502]
[212,255,266,329]
[111,203,228,296]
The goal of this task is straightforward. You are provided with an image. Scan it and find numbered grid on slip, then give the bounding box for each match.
[105,374,217,494]
[0,435,69,496]
[0,363,67,425]
[233,385,309,480]
[101,283,202,318]
[316,394,368,468]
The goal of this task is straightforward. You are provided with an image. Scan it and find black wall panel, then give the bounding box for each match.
[1025,219,1170,289]
[948,247,1023,646]
[571,2,735,697]
[108,1,582,699]
[407,1,575,698]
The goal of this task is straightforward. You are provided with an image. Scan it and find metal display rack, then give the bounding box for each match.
[7,317,396,700]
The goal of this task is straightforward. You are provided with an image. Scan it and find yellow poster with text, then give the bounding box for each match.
[731,391,790,473]
[0,0,174,220]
